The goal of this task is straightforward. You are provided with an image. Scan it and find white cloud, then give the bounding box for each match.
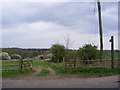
[2,2,118,50]
[3,21,118,49]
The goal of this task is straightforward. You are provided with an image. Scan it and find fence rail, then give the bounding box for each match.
[77,58,119,68]
[1,64,19,66]
[63,58,120,71]
[1,59,33,71]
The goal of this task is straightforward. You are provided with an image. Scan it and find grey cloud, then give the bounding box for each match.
[2,2,117,34]
[2,2,95,27]
[2,2,118,49]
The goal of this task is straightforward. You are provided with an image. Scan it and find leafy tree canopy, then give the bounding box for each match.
[78,44,99,61]
[50,44,66,62]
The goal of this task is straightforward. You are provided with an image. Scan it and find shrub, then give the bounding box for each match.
[0,52,11,60]
[50,44,66,62]
[11,54,22,59]
[78,44,99,64]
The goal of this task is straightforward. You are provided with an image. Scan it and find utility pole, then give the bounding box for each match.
[97,0,103,60]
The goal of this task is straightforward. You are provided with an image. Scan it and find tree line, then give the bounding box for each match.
[1,48,49,59]
[1,44,118,62]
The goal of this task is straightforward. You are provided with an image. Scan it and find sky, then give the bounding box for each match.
[1,1,118,50]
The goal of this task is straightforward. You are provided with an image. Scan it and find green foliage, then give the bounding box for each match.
[0,52,11,60]
[11,54,22,59]
[65,50,77,59]
[39,69,50,76]
[78,44,99,61]
[50,44,66,62]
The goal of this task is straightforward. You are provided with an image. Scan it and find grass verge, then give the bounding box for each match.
[2,70,35,77]
[61,67,120,77]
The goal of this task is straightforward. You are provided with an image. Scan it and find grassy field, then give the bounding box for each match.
[102,51,119,59]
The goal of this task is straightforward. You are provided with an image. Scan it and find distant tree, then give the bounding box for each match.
[50,44,66,62]
[78,44,99,64]
[0,52,11,60]
[63,34,75,50]
[11,54,22,59]
[33,50,40,57]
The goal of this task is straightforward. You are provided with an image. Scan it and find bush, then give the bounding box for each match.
[50,44,66,62]
[78,44,99,64]
[0,52,11,60]
[11,54,22,59]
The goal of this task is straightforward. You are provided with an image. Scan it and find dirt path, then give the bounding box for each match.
[40,66,59,79]
[4,66,59,80]
[46,67,56,76]
[32,66,42,76]
[2,67,120,88]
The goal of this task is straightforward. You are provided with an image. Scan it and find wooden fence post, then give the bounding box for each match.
[109,36,114,69]
[29,60,33,70]
[63,57,66,72]
[19,59,23,71]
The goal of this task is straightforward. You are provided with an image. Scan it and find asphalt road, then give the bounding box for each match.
[2,75,119,88]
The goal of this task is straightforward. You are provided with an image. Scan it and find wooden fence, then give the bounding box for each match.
[63,58,77,71]
[63,58,120,71]
[78,59,119,68]
[1,59,33,71]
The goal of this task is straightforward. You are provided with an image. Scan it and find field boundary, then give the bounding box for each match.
[1,60,33,71]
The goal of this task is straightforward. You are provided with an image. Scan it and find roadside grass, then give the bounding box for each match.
[2,70,35,77]
[61,67,120,76]
[39,68,50,76]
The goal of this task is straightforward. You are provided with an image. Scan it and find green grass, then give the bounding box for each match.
[61,67,120,76]
[2,70,35,77]
[39,69,50,76]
